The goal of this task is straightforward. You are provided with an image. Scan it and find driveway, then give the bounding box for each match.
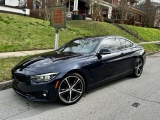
[1,53,160,120]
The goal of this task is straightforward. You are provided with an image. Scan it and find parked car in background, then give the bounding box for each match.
[12,36,146,105]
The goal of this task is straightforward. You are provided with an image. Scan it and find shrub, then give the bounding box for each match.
[104,18,113,23]
[30,9,49,20]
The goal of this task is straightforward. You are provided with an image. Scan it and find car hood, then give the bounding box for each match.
[13,51,89,74]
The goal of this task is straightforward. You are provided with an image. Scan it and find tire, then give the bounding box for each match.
[133,58,143,77]
[58,73,85,105]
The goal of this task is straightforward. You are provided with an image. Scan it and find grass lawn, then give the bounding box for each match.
[121,24,160,42]
[0,13,160,53]
[0,13,77,52]
[67,21,139,43]
[0,13,139,53]
[0,56,29,82]
[141,44,160,53]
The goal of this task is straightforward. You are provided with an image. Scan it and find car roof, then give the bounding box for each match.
[73,36,126,40]
[72,36,134,44]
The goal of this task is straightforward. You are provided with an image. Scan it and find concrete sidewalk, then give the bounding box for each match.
[0,49,53,58]
[138,41,160,45]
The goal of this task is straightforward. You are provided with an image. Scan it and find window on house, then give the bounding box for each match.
[19,0,25,7]
[33,1,41,9]
[0,0,4,4]
[118,0,121,5]
[33,1,36,9]
[128,1,130,6]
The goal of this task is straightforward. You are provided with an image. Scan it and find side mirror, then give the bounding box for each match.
[99,48,111,55]
[97,48,111,60]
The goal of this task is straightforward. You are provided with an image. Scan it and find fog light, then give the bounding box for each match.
[43,93,47,97]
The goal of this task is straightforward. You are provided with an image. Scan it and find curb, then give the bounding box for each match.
[146,51,160,56]
[0,80,12,91]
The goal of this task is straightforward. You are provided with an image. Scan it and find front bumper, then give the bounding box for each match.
[12,79,59,102]
[143,52,147,65]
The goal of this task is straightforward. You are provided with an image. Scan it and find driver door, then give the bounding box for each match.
[89,37,123,85]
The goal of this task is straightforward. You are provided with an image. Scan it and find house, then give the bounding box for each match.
[26,0,145,26]
[26,0,113,19]
[110,0,145,26]
[83,0,145,24]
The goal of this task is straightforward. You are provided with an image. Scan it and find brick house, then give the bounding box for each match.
[26,0,113,21]
[26,0,145,26]
[110,0,145,26]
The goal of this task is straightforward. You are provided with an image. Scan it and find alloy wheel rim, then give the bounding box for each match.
[135,59,143,76]
[58,76,83,104]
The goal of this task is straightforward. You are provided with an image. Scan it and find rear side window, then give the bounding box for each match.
[101,38,121,52]
[119,38,133,49]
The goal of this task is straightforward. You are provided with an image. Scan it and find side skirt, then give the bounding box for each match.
[87,70,133,91]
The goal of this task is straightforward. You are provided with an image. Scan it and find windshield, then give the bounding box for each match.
[57,38,100,54]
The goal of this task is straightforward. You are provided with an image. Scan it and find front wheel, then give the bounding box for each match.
[58,73,85,105]
[133,58,143,77]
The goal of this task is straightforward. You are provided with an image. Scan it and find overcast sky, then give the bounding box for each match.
[153,0,160,3]
[141,0,160,3]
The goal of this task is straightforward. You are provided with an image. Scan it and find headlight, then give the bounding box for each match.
[31,73,59,82]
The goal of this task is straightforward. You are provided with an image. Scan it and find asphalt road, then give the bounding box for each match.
[1,53,160,120]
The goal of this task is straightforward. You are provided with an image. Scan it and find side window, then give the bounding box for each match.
[101,38,121,52]
[119,38,133,49]
[125,39,133,48]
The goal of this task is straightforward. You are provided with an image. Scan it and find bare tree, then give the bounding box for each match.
[44,0,50,20]
[90,0,103,21]
[154,6,160,27]
[43,0,55,20]
[143,0,156,27]
[118,0,128,24]
[137,0,156,27]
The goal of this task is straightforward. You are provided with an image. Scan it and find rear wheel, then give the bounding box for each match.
[133,58,143,77]
[58,73,85,105]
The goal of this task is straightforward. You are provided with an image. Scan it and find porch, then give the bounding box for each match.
[65,0,113,20]
[112,6,145,26]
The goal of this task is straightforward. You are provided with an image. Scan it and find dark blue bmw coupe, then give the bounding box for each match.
[12,36,146,105]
